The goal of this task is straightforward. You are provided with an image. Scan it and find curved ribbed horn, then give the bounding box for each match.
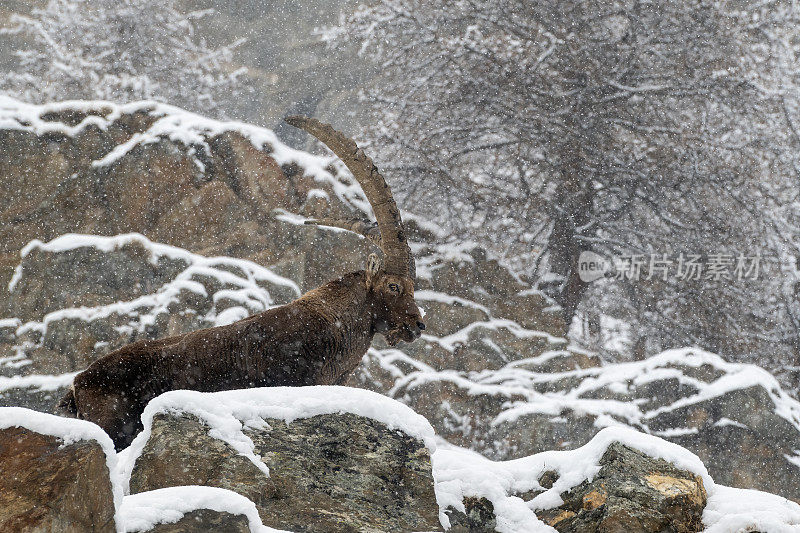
[286,116,415,280]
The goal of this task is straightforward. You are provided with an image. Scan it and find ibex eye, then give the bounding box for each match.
[388,283,400,293]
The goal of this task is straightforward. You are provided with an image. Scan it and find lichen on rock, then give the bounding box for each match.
[129,410,442,532]
[535,442,707,533]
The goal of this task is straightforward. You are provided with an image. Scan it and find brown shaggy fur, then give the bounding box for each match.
[58,270,423,449]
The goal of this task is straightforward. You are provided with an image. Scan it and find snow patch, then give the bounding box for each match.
[415,290,490,315]
[118,486,288,533]
[703,485,800,533]
[653,426,700,437]
[7,233,300,341]
[713,417,749,430]
[0,371,78,393]
[421,318,566,353]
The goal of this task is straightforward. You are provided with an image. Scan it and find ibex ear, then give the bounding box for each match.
[365,253,382,288]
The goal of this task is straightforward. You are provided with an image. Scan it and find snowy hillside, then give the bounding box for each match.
[0,96,351,201]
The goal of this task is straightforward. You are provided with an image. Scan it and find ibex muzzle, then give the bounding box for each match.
[57,116,425,449]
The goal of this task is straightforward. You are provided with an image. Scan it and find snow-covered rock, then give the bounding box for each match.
[109,387,800,533]
[434,425,800,532]
[118,486,283,533]
[535,442,707,531]
[2,389,799,532]
[0,233,301,411]
[0,95,377,298]
[383,347,800,503]
[123,387,441,533]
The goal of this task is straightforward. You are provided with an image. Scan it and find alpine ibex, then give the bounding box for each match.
[57,116,425,449]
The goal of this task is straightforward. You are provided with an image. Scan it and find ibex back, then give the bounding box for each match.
[57,117,425,449]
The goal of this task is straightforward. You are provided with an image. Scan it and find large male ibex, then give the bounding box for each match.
[57,117,425,449]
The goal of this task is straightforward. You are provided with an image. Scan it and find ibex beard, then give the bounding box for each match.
[57,116,425,450]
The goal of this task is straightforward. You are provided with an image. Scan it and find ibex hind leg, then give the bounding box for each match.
[75,388,144,450]
[55,385,78,416]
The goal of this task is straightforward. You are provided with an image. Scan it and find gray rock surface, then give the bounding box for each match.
[445,497,497,533]
[140,509,252,533]
[535,443,706,533]
[129,411,442,532]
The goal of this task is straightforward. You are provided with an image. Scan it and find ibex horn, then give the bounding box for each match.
[286,116,415,280]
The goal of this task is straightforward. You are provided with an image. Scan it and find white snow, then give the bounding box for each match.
[421,318,566,353]
[0,351,30,369]
[413,240,479,281]
[653,426,700,437]
[713,417,749,429]
[0,371,78,393]
[786,452,800,469]
[6,233,301,345]
[118,486,288,533]
[415,290,491,315]
[0,318,21,329]
[0,95,378,218]
[402,211,448,239]
[272,208,312,226]
[704,485,800,533]
[11,232,300,295]
[432,425,800,532]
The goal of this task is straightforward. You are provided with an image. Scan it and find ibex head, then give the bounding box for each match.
[285,116,425,346]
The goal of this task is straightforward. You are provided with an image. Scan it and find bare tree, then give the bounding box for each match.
[338,0,800,384]
[0,0,251,118]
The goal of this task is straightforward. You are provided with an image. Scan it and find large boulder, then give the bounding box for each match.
[124,387,442,533]
[0,409,118,532]
[536,443,706,532]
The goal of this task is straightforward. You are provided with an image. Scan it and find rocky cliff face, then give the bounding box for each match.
[0,98,799,514]
[0,97,381,297]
